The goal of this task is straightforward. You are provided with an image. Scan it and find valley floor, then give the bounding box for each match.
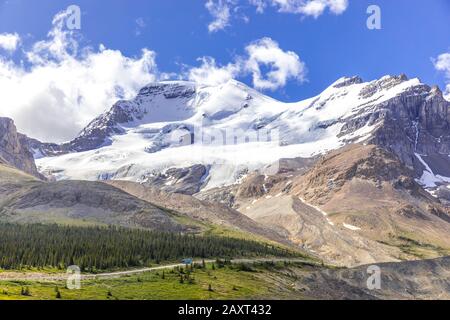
[0,261,311,300]
[2,256,450,300]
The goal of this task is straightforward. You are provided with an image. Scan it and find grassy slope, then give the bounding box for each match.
[0,164,37,182]
[0,262,307,300]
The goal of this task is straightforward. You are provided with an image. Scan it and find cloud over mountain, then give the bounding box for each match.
[434,52,450,100]
[0,11,160,143]
[0,10,306,143]
[188,38,306,90]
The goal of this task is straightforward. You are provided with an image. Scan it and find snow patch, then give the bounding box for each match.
[415,153,450,188]
[343,223,361,231]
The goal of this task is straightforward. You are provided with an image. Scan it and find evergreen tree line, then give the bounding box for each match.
[0,223,295,271]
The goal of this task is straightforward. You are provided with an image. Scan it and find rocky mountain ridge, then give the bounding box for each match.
[33,75,450,195]
[0,117,42,179]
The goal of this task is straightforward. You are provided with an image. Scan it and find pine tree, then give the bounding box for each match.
[0,223,294,270]
[55,287,62,299]
[21,287,31,296]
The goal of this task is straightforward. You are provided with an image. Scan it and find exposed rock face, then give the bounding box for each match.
[196,185,237,207]
[142,164,209,195]
[436,186,450,205]
[28,101,134,157]
[345,78,450,177]
[235,174,286,199]
[292,144,430,204]
[332,76,363,88]
[0,118,42,179]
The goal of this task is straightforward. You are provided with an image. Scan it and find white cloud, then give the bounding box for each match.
[206,0,349,31]
[205,0,233,33]
[0,11,159,143]
[187,37,306,90]
[433,52,450,100]
[0,33,21,52]
[187,56,240,85]
[271,0,348,17]
[245,37,306,90]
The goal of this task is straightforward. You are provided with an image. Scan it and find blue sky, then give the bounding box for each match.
[0,0,449,141]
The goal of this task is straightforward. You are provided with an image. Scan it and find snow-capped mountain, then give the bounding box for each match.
[35,75,450,192]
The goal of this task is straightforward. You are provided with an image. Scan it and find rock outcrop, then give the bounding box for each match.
[0,117,42,179]
[141,164,209,195]
[373,85,449,172]
[339,77,450,177]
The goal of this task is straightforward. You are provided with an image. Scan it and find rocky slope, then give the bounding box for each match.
[290,144,450,259]
[0,162,301,250]
[0,118,42,179]
[203,144,450,266]
[0,163,193,232]
[295,256,450,300]
[107,180,293,246]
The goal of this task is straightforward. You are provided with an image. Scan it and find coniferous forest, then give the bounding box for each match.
[0,223,295,271]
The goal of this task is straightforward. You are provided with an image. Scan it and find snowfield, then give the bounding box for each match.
[37,76,429,190]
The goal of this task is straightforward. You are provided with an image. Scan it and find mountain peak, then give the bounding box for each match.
[332,76,363,88]
[137,81,198,99]
[430,85,443,97]
[380,73,408,81]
